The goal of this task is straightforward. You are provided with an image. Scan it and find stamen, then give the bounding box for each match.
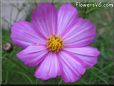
[47,35,63,53]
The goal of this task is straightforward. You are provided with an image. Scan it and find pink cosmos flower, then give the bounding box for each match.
[11,3,100,83]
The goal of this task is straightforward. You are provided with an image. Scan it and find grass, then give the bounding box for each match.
[1,2,114,85]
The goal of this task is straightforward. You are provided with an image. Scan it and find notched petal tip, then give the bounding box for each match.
[31,3,56,19]
[94,48,100,57]
[16,50,24,61]
[60,3,78,14]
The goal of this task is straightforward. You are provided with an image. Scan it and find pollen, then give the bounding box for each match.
[47,35,63,53]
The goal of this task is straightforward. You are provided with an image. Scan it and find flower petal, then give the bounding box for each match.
[57,3,78,36]
[59,51,86,82]
[32,3,57,38]
[16,45,48,67]
[63,18,96,47]
[63,46,100,67]
[11,21,45,48]
[35,53,60,80]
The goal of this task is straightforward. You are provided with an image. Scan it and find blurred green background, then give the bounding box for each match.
[1,1,114,85]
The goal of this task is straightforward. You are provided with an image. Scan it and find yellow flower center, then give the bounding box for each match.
[47,35,63,53]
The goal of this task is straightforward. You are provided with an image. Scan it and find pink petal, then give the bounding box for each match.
[11,21,46,48]
[59,51,86,82]
[63,46,100,67]
[16,45,48,67]
[32,3,57,38]
[63,18,96,47]
[35,53,60,80]
[57,3,78,37]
